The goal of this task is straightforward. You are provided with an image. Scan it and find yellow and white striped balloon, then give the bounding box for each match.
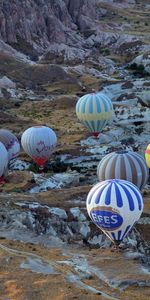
[76,92,113,137]
[145,144,150,168]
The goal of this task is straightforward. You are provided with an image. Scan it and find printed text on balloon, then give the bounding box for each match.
[90,209,123,230]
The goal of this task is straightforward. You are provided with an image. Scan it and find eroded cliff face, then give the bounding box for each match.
[0,0,143,58]
[0,0,99,49]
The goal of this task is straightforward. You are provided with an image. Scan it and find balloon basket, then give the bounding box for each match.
[113,240,121,246]
[38,166,45,173]
[92,132,100,138]
[109,241,122,253]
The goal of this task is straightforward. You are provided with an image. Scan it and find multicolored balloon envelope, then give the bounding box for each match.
[0,129,20,162]
[145,144,150,168]
[76,92,113,137]
[21,125,57,167]
[97,150,148,190]
[0,142,8,179]
[86,179,144,244]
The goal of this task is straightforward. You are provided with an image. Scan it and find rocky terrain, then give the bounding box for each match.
[0,0,150,299]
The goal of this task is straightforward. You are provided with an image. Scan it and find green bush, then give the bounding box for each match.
[101,48,111,56]
[128,63,147,76]
[28,163,40,173]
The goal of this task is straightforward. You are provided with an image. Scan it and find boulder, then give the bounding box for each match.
[0,76,16,89]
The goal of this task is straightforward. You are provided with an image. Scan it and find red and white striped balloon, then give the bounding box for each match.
[21,126,57,167]
[97,150,148,190]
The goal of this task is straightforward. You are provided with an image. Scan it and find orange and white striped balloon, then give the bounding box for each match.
[97,150,148,190]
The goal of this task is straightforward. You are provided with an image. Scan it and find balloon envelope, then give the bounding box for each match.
[86,179,144,244]
[145,144,150,168]
[76,92,113,137]
[21,126,57,167]
[97,150,148,190]
[0,142,8,178]
[0,129,20,162]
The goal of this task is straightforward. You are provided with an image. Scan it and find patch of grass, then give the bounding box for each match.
[28,163,40,173]
[8,188,21,193]
[101,48,111,56]
[79,75,103,91]
[46,81,80,94]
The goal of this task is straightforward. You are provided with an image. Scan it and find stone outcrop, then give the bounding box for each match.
[0,76,16,89]
[0,0,144,60]
[0,0,99,50]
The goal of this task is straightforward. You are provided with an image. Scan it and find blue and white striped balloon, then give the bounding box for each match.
[76,92,113,137]
[86,179,144,244]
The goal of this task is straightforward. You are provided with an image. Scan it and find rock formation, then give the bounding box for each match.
[0,0,145,61]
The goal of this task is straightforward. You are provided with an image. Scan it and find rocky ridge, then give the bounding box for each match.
[0,0,149,61]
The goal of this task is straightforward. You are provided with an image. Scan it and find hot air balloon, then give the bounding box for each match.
[97,150,148,190]
[21,125,57,168]
[145,144,150,168]
[76,92,113,137]
[86,179,144,245]
[0,142,8,181]
[0,129,20,162]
